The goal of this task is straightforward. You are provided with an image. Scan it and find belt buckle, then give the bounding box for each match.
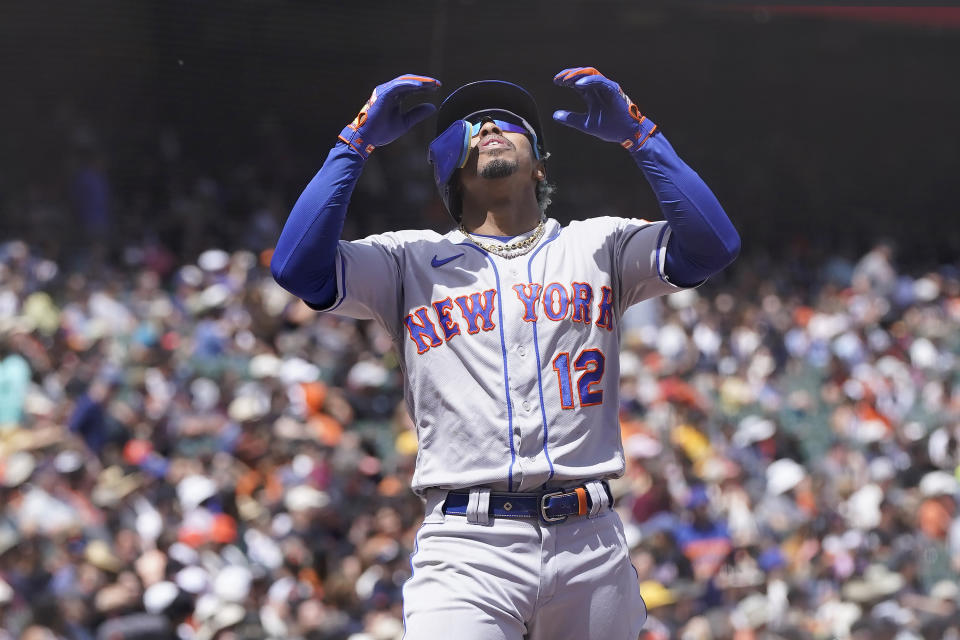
[540,490,569,523]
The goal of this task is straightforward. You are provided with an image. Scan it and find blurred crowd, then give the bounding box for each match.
[1,231,960,640]
[1,239,420,640]
[619,243,960,640]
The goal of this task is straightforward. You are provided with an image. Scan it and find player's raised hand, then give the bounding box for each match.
[339,74,442,159]
[552,67,658,152]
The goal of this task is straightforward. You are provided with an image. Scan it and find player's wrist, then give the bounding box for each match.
[621,115,659,154]
[338,125,375,159]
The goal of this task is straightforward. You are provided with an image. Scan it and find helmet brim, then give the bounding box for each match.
[436,80,545,155]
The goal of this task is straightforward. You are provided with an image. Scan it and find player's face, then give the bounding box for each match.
[460,115,541,189]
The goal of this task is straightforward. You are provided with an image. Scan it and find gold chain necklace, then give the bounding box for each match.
[459,218,546,259]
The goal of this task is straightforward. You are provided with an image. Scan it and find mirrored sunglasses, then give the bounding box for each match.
[464,110,541,159]
[468,118,530,137]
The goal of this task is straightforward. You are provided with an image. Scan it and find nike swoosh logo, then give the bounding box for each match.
[431,253,464,268]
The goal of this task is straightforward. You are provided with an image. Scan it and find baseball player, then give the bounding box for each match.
[271,67,740,639]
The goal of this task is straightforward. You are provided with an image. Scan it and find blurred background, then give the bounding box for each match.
[1,2,960,639]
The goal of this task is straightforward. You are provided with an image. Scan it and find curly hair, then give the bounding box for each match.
[535,152,555,213]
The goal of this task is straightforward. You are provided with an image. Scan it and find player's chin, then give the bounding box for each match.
[478,157,519,180]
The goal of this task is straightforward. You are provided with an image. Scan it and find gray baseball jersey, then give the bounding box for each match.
[318,215,685,494]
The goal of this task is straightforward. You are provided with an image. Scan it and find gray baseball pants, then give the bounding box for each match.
[402,484,647,640]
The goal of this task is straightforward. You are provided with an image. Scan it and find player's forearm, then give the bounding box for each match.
[270,142,365,306]
[631,134,740,285]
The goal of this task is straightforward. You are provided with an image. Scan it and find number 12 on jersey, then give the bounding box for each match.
[552,349,605,409]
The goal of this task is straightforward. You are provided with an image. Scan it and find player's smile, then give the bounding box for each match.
[480,135,511,151]
[472,119,525,158]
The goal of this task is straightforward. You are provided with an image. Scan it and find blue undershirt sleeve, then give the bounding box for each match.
[630,133,740,287]
[270,143,366,308]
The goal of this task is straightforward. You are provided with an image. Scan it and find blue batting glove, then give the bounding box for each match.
[339,74,442,159]
[552,67,658,153]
